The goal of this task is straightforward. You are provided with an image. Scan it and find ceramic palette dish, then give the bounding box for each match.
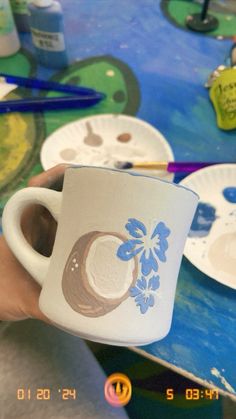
[40,113,174,181]
[180,164,236,289]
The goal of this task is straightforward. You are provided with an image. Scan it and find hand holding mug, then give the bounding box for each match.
[0,164,68,322]
[2,166,198,345]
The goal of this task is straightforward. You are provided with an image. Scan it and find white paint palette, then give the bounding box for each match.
[40,113,174,181]
[180,164,236,289]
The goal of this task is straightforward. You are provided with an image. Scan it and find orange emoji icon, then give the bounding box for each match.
[104,373,132,407]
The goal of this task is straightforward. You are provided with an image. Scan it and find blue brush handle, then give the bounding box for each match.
[0,95,103,113]
[0,73,105,98]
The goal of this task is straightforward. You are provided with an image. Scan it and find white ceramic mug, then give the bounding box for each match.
[2,166,198,346]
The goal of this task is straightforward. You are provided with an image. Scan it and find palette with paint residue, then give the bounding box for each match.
[40,114,174,182]
[180,164,236,289]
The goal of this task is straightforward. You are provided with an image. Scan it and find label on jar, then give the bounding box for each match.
[30,27,65,51]
[0,0,15,35]
[210,68,236,130]
[10,0,29,15]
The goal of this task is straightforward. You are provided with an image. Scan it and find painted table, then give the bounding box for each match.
[0,0,235,400]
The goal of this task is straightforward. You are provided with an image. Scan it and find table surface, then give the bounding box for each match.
[0,0,235,399]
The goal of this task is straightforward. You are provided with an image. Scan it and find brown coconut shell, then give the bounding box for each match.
[62,231,138,317]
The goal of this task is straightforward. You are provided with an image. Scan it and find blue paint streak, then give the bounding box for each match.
[142,259,236,394]
[223,187,236,203]
[189,202,217,238]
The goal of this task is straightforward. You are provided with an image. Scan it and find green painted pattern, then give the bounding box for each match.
[0,92,34,189]
[0,49,43,214]
[0,55,140,214]
[0,48,36,78]
[162,0,236,38]
[0,104,45,214]
[43,56,140,136]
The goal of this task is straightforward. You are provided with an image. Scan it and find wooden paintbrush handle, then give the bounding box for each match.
[133,162,168,170]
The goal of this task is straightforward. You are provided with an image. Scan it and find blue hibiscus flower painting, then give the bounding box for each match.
[130,275,160,314]
[117,218,170,276]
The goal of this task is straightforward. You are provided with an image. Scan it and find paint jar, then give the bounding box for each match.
[209,67,236,130]
[10,0,30,32]
[28,0,68,69]
[0,0,20,57]
[230,43,236,66]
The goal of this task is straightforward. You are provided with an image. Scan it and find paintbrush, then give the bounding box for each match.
[0,94,103,113]
[115,161,222,173]
[0,73,105,97]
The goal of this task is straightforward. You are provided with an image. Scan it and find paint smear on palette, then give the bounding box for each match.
[60,148,77,161]
[223,187,236,203]
[208,232,236,277]
[56,140,148,167]
[117,132,132,143]
[188,202,217,238]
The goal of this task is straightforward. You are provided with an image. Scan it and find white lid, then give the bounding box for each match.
[33,0,53,7]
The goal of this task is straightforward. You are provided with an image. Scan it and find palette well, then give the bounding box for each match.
[180,164,236,289]
[40,113,174,181]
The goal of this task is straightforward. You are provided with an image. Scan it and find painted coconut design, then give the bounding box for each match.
[62,231,138,317]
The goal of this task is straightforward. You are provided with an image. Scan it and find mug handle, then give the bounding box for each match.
[2,187,62,287]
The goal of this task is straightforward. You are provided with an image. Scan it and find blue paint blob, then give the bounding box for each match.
[223,187,236,203]
[189,202,217,238]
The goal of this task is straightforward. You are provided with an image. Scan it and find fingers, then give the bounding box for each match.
[28,163,70,188]
[20,165,70,318]
[33,211,57,256]
[0,236,50,323]
[30,302,52,324]
[21,204,41,246]
[21,279,51,323]
[22,164,69,249]
[2,165,71,323]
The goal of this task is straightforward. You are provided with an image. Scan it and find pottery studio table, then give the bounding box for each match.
[0,0,236,401]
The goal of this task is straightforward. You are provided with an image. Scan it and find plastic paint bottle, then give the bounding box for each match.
[28,0,68,69]
[0,0,20,57]
[10,0,30,32]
